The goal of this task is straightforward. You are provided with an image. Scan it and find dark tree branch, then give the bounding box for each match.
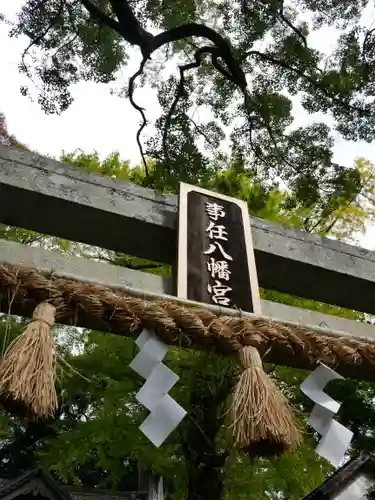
[278,0,307,48]
[320,216,340,234]
[52,33,79,58]
[76,0,248,167]
[79,0,122,35]
[107,0,154,55]
[73,0,366,175]
[361,192,375,204]
[128,58,149,175]
[151,25,247,90]
[363,25,375,64]
[128,36,246,170]
[161,44,246,168]
[243,0,307,48]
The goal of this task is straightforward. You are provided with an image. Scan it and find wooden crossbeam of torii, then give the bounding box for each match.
[1,144,375,373]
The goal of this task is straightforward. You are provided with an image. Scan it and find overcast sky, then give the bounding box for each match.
[1,1,375,248]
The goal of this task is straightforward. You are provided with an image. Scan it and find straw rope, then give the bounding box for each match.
[0,264,374,379]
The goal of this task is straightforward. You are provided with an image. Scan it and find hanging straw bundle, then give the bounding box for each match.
[230,345,302,457]
[0,302,57,419]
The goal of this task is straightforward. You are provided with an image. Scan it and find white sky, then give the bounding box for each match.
[1,1,375,248]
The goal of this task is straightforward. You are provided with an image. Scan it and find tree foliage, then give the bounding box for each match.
[0,113,20,148]
[3,0,375,225]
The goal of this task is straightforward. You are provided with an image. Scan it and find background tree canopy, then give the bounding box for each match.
[2,0,375,228]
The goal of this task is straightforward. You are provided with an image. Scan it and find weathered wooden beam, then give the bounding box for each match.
[1,239,374,344]
[1,145,375,313]
[0,146,176,264]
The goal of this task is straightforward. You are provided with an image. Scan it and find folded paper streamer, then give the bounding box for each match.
[129,329,186,447]
[301,363,353,467]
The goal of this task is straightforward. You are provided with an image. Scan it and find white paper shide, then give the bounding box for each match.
[129,329,187,447]
[300,363,353,467]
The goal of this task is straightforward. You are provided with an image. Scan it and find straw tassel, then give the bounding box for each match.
[0,302,57,419]
[230,345,302,457]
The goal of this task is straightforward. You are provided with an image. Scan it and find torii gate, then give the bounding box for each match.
[0,145,373,362]
[0,144,375,496]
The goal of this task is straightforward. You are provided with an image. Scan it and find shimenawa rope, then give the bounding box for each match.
[0,263,370,455]
[0,264,373,377]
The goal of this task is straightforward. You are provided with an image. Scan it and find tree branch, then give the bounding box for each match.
[128,58,149,175]
[320,216,340,234]
[79,0,122,35]
[362,25,375,64]
[20,0,65,78]
[242,50,368,115]
[107,0,154,54]
[241,92,282,169]
[186,115,229,169]
[52,33,79,58]
[161,43,246,169]
[77,0,249,168]
[246,118,271,168]
[153,25,247,90]
[162,53,204,168]
[278,0,307,48]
